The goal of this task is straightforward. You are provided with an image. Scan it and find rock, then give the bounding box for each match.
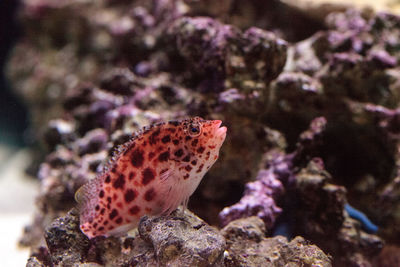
[334,216,384,266]
[221,216,332,266]
[26,257,45,267]
[26,246,52,267]
[219,117,328,229]
[221,216,266,243]
[271,73,324,117]
[44,209,90,266]
[293,159,384,265]
[29,208,225,266]
[226,27,288,89]
[99,68,139,96]
[44,119,76,151]
[294,159,346,236]
[171,16,287,93]
[373,244,400,267]
[138,209,226,266]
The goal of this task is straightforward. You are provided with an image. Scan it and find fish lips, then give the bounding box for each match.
[212,120,227,139]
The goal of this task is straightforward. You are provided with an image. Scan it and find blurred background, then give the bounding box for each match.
[0,0,37,266]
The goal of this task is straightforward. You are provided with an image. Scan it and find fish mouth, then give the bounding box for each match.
[212,120,227,138]
[217,127,227,143]
[213,120,222,128]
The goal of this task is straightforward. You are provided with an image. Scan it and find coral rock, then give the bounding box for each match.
[44,209,90,266]
[222,216,332,267]
[219,169,284,228]
[139,209,226,266]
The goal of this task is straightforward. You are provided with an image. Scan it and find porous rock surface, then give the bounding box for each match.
[221,216,331,267]
[27,209,332,266]
[138,210,225,266]
[28,208,225,266]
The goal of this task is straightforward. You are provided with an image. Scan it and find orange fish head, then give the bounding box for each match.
[181,117,227,155]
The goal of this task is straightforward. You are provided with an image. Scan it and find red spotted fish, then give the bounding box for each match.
[75,117,227,238]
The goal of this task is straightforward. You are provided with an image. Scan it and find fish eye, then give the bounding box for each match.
[188,124,201,137]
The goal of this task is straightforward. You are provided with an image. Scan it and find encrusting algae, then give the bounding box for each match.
[75,117,227,238]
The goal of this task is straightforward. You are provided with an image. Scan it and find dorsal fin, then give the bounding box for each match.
[100,128,144,174]
[75,127,146,207]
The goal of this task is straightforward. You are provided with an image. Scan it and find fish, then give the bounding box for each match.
[75,117,227,238]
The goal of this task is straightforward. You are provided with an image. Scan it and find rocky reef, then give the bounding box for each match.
[8,0,400,266]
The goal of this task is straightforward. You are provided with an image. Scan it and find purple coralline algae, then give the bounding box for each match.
[219,169,284,228]
[170,16,287,92]
[219,117,326,229]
